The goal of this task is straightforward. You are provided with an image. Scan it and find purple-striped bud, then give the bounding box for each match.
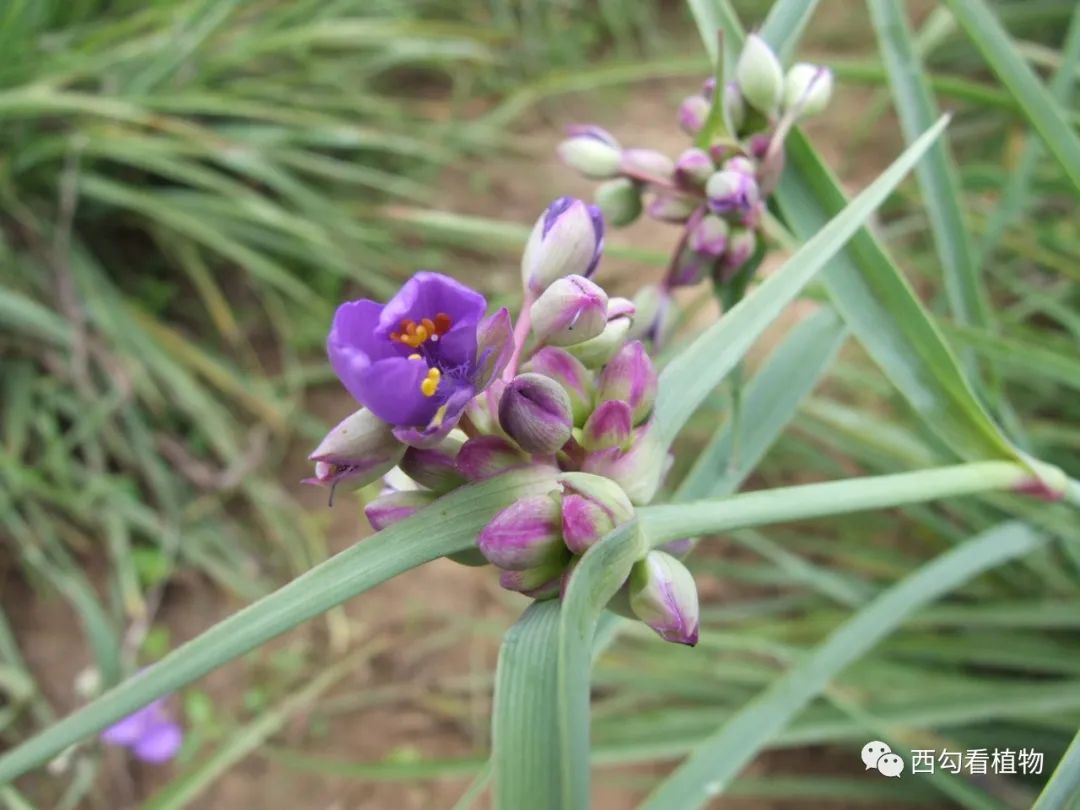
[477,492,563,570]
[400,436,465,493]
[705,170,760,217]
[674,148,715,188]
[620,149,675,183]
[499,373,573,454]
[499,556,568,599]
[583,420,669,504]
[557,126,622,178]
[628,550,700,646]
[678,95,710,135]
[597,340,657,426]
[735,33,784,116]
[687,214,730,258]
[564,300,633,368]
[364,489,437,531]
[595,178,642,227]
[521,197,605,294]
[581,400,633,451]
[607,297,636,320]
[524,347,594,426]
[558,472,635,555]
[646,193,698,223]
[530,274,608,347]
[668,243,711,287]
[783,63,833,118]
[456,435,529,481]
[722,227,758,278]
[306,408,405,493]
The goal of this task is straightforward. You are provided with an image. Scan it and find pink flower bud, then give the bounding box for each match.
[524,347,595,426]
[364,489,437,531]
[646,193,698,223]
[628,551,700,646]
[477,493,563,570]
[597,341,657,426]
[521,197,605,294]
[456,435,529,481]
[581,400,633,451]
[499,557,567,599]
[678,94,710,135]
[400,437,465,493]
[499,373,574,454]
[583,420,669,504]
[687,214,730,258]
[305,408,405,494]
[558,472,635,555]
[530,274,608,347]
[620,148,676,182]
[674,148,715,188]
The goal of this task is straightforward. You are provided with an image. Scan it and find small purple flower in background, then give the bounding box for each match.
[328,272,511,447]
[101,699,182,764]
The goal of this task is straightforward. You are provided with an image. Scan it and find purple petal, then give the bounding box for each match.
[391,384,474,448]
[473,308,513,390]
[327,299,394,403]
[133,722,183,764]
[101,705,156,746]
[376,272,486,340]
[355,357,438,426]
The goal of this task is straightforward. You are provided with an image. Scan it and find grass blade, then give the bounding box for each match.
[640,522,1048,809]
[1032,728,1080,810]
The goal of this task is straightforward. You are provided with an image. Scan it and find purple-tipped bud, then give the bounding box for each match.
[646,193,698,223]
[723,155,756,177]
[564,301,633,368]
[607,297,636,320]
[702,76,717,97]
[668,243,711,288]
[499,557,567,599]
[306,408,405,493]
[365,489,437,530]
[661,537,699,559]
[400,436,465,493]
[558,471,635,555]
[687,214,730,258]
[581,399,633,452]
[628,550,700,646]
[595,177,642,227]
[477,493,563,570]
[557,127,622,178]
[456,435,529,481]
[620,149,675,182]
[722,227,758,278]
[674,148,715,188]
[583,420,669,504]
[530,274,608,347]
[783,63,833,118]
[524,347,594,426]
[521,197,605,294]
[499,373,574,454]
[749,133,771,159]
[735,33,784,116]
[725,81,747,132]
[678,94,710,135]
[597,340,657,425]
[705,170,760,217]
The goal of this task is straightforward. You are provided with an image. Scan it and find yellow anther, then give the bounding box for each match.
[420,367,441,397]
[408,353,421,360]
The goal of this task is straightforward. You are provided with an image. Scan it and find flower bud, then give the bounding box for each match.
[499,373,574,454]
[597,341,657,425]
[306,408,405,493]
[558,472,635,555]
[735,33,784,116]
[557,128,622,178]
[722,227,758,277]
[607,297,636,320]
[521,197,605,294]
[705,170,760,217]
[595,178,642,227]
[723,155,756,177]
[583,421,669,504]
[530,274,608,347]
[564,308,632,368]
[477,493,564,570]
[661,537,699,559]
[677,94,710,135]
[628,550,700,646]
[456,435,529,481]
[524,347,594,426]
[400,436,465,493]
[499,556,568,599]
[674,148,714,188]
[364,489,437,531]
[687,214,729,257]
[626,285,662,341]
[646,193,698,223]
[581,400,633,452]
[463,379,504,436]
[725,81,746,132]
[620,149,675,182]
[783,63,833,118]
[668,243,711,287]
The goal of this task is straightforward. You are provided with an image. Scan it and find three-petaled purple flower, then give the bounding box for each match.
[328,272,511,446]
[100,699,183,764]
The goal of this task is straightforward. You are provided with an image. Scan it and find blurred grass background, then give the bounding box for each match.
[1,0,1078,807]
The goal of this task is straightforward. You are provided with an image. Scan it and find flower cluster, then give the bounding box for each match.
[557,34,832,344]
[309,197,698,645]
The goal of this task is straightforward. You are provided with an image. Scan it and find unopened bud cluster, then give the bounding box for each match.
[557,33,832,345]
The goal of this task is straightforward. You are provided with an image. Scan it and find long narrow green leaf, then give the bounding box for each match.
[867,0,990,333]
[654,114,949,447]
[1032,727,1080,810]
[676,307,847,499]
[0,469,555,783]
[942,0,1080,192]
[641,522,1048,809]
[492,601,563,810]
[759,0,820,61]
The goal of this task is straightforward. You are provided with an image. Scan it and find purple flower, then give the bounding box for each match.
[328,272,511,446]
[101,699,183,764]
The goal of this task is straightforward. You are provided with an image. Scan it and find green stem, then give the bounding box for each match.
[639,461,1038,545]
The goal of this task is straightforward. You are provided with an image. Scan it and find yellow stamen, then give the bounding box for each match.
[420,367,441,397]
[408,353,421,360]
[390,313,454,348]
